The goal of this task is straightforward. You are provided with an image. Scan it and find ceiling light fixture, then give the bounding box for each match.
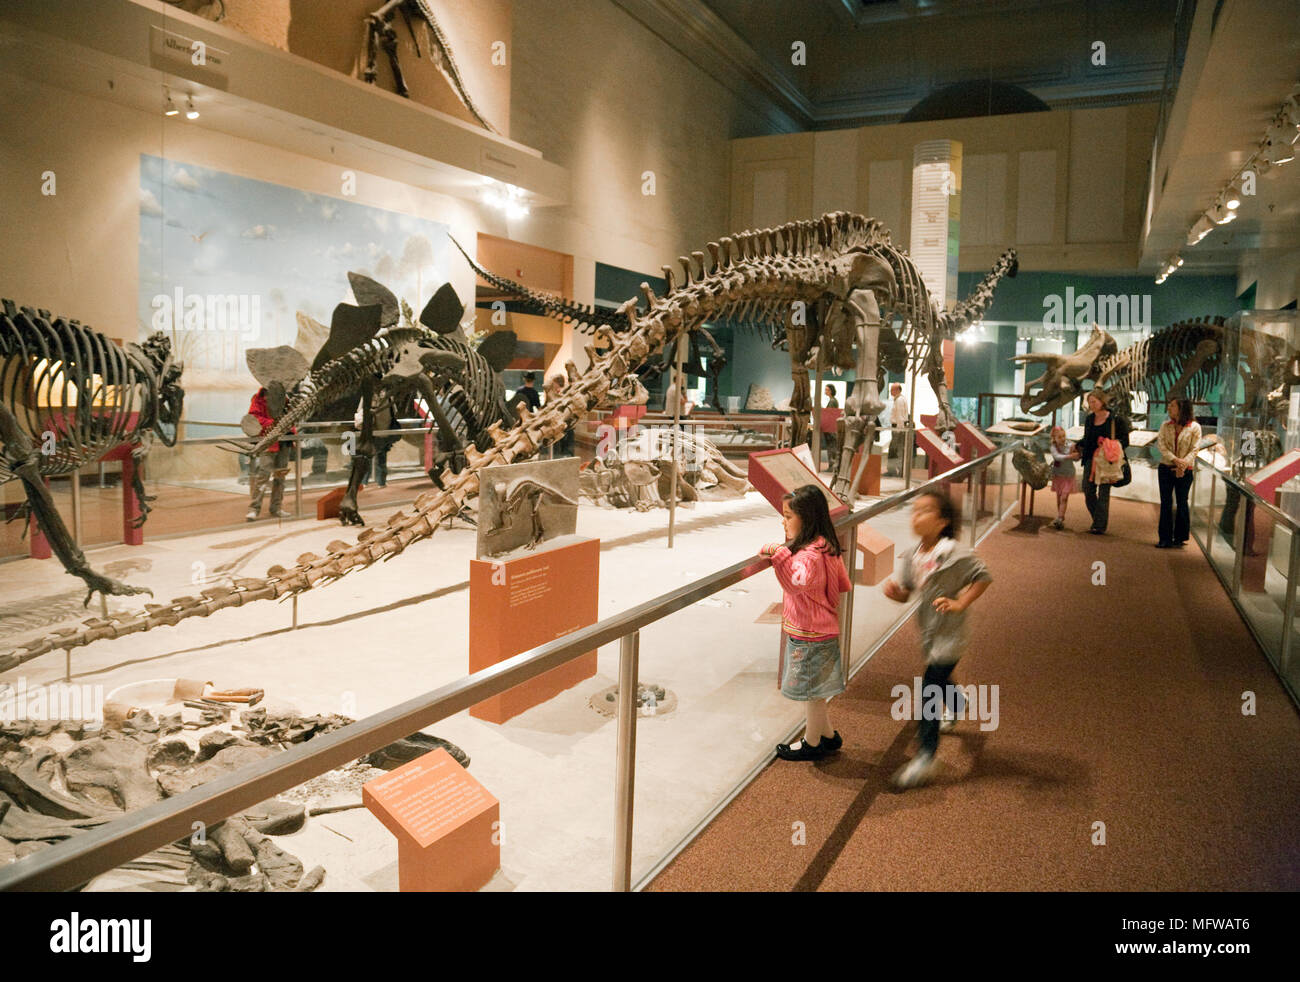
[185,96,199,120]
[164,90,178,116]
[1182,81,1299,251]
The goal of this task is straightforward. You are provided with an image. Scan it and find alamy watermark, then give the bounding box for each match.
[890,676,999,731]
[1042,287,1151,331]
[595,417,711,465]
[0,677,105,723]
[150,287,261,344]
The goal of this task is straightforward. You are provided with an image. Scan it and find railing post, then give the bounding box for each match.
[902,424,915,490]
[294,432,303,518]
[1231,485,1248,597]
[70,468,82,548]
[967,467,978,546]
[1282,531,1300,673]
[840,529,857,670]
[995,449,1006,520]
[1206,472,1217,561]
[613,630,640,892]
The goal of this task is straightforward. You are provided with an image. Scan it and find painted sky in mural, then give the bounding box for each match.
[138,154,451,414]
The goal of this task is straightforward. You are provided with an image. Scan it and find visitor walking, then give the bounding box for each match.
[1156,397,1200,549]
[882,491,992,788]
[886,382,908,477]
[759,485,852,761]
[245,382,292,521]
[1048,425,1077,530]
[1074,389,1129,535]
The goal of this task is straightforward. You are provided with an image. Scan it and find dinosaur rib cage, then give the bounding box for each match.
[1097,318,1227,409]
[406,335,506,451]
[0,303,150,482]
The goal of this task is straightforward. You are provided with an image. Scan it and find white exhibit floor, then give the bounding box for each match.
[1,490,930,891]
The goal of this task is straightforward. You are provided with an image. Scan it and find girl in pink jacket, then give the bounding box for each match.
[760,485,853,761]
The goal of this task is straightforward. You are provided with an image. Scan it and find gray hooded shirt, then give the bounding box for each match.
[898,538,992,664]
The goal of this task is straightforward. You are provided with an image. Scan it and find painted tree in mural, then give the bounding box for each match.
[4,213,1016,669]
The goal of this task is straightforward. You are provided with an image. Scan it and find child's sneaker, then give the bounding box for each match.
[892,752,936,789]
[1051,518,1064,530]
[245,508,259,522]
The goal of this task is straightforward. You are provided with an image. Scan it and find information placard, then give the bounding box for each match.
[748,448,848,518]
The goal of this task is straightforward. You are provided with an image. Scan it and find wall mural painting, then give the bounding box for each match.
[137,154,450,429]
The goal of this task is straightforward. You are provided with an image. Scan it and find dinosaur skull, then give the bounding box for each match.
[1013,324,1117,416]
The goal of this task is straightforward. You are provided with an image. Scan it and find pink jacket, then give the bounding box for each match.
[770,537,852,640]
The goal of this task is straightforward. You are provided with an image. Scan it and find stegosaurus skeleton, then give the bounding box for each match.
[2,212,1012,669]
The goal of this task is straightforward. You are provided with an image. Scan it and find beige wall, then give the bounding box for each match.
[0,0,769,386]
[730,105,1159,274]
[0,70,487,344]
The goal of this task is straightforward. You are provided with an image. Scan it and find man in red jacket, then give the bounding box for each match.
[246,383,292,521]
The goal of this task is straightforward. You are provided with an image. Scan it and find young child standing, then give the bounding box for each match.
[760,485,853,761]
[882,491,992,788]
[1048,425,1077,530]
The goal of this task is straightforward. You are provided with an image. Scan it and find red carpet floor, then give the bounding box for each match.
[647,493,1300,891]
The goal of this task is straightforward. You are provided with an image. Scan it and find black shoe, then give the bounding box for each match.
[776,737,829,761]
[1089,528,1105,535]
[824,730,842,752]
[1156,541,1174,549]
[1175,539,1188,547]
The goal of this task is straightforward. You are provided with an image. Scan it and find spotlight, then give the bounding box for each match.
[1224,183,1242,210]
[164,91,178,116]
[185,96,199,120]
[1187,215,1213,245]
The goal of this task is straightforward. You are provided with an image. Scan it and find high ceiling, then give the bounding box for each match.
[617,0,1180,129]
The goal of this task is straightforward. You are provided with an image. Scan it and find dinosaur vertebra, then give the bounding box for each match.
[2,212,1009,669]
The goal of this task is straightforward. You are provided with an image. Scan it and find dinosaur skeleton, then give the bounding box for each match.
[457,220,1018,499]
[1016,316,1296,426]
[2,212,1011,670]
[0,300,183,605]
[231,276,516,525]
[581,428,750,510]
[362,0,498,133]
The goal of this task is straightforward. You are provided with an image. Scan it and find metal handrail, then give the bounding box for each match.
[0,442,1020,892]
[1197,453,1300,533]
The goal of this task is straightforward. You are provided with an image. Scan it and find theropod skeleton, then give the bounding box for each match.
[3,212,1010,668]
[0,300,184,603]
[362,0,498,133]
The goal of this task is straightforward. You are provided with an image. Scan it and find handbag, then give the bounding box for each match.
[1092,417,1128,486]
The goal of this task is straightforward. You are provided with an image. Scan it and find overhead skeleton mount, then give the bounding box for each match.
[3,212,1015,671]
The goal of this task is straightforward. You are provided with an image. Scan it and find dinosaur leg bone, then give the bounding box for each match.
[0,403,151,605]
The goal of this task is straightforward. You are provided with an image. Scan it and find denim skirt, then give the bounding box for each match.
[781,636,846,701]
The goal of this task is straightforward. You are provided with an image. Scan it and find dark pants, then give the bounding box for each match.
[1082,461,1111,532]
[1158,463,1193,544]
[919,661,956,756]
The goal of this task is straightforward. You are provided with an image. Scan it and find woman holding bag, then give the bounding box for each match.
[1156,397,1201,548]
[1072,389,1129,535]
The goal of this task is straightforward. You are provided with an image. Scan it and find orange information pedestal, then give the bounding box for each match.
[854,523,895,586]
[847,450,883,496]
[316,486,348,521]
[469,536,599,724]
[363,749,499,892]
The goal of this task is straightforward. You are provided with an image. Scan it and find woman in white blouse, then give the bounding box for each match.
[1156,397,1201,549]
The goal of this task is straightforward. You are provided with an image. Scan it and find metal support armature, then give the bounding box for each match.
[667,335,686,549]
